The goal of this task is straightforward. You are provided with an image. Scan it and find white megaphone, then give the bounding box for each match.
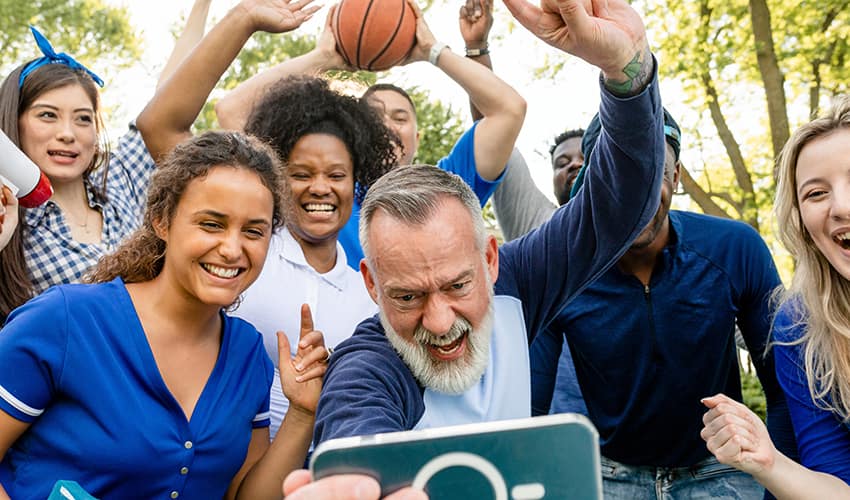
[0,128,53,207]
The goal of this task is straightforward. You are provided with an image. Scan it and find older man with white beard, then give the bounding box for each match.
[312,0,668,444]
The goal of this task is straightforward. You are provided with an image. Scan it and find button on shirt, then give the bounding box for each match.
[233,227,377,438]
[23,124,155,293]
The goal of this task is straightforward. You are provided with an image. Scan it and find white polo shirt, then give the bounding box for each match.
[233,227,377,438]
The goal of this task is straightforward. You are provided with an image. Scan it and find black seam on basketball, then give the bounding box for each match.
[367,0,407,70]
[334,4,353,66]
[356,0,376,68]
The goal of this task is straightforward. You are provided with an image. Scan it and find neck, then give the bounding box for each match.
[617,224,671,286]
[129,275,222,342]
[292,231,339,274]
[49,177,89,209]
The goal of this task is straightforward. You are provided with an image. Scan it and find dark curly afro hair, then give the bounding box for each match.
[245,75,399,203]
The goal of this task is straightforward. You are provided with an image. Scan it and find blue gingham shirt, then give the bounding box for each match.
[23,124,155,293]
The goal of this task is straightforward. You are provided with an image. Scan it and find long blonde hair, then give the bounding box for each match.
[774,95,850,419]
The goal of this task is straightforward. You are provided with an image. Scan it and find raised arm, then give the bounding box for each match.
[156,0,214,89]
[231,306,328,500]
[459,0,494,122]
[137,0,320,161]
[497,0,663,337]
[215,7,350,131]
[405,0,526,181]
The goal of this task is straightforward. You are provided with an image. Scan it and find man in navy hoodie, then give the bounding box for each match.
[313,0,666,444]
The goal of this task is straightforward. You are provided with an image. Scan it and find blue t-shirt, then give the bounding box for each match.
[337,121,501,268]
[0,279,274,499]
[773,300,850,485]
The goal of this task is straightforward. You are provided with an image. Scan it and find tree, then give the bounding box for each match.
[642,0,850,233]
[0,0,140,75]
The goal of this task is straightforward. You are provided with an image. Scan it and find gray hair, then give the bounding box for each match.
[359,165,487,265]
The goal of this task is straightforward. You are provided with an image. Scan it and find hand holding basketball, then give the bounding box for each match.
[315,6,355,71]
[401,0,439,65]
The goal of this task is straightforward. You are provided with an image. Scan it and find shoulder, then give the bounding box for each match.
[773,298,807,344]
[674,211,763,244]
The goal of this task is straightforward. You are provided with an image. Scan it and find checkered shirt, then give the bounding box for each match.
[23,124,155,294]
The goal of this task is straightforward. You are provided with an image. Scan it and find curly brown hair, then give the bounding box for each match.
[245,75,398,203]
[87,131,283,284]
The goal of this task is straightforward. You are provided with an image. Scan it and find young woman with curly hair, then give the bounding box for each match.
[701,96,850,498]
[0,129,329,499]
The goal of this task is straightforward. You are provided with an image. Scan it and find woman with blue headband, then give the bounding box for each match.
[0,27,156,324]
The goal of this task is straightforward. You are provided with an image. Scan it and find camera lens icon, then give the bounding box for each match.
[411,452,545,500]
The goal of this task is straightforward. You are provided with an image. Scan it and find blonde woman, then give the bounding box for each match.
[701,96,850,498]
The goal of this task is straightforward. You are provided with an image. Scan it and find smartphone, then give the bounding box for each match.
[310,413,601,499]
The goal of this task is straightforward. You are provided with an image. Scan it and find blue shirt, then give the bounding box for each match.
[773,301,850,485]
[313,71,666,445]
[531,211,795,467]
[0,279,274,499]
[337,121,501,268]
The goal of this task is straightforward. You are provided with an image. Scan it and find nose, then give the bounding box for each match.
[55,118,75,143]
[308,175,331,196]
[420,292,456,336]
[217,229,242,261]
[830,185,850,220]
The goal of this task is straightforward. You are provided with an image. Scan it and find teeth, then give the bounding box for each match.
[837,232,850,241]
[304,203,335,212]
[49,151,76,157]
[202,264,240,278]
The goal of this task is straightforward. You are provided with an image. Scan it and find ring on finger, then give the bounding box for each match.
[323,346,334,362]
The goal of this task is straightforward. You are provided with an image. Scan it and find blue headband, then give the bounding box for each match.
[18,26,104,89]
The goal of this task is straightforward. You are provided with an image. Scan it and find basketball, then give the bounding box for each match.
[332,0,417,71]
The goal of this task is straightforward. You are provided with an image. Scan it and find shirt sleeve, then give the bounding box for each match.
[492,149,557,242]
[496,64,665,342]
[313,338,424,445]
[773,304,850,484]
[733,225,798,462]
[107,123,157,217]
[253,348,275,429]
[0,288,69,423]
[436,121,503,207]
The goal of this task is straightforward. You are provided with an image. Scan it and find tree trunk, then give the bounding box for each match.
[749,0,790,161]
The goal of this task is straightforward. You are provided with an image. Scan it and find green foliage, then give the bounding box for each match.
[741,359,767,421]
[0,0,140,75]
[407,87,465,165]
[638,0,850,245]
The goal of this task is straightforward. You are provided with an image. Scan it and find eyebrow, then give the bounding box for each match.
[796,178,824,196]
[30,103,94,114]
[384,269,474,295]
[195,209,270,226]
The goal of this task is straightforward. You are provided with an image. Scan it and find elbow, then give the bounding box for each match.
[508,92,527,127]
[214,98,236,131]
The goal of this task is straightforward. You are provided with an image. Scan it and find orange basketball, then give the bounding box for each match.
[332,0,417,71]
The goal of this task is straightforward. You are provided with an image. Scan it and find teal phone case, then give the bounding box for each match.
[310,413,602,499]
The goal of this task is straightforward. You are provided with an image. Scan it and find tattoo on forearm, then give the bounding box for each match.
[604,46,653,97]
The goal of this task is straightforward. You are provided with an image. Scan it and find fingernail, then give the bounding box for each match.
[295,363,303,371]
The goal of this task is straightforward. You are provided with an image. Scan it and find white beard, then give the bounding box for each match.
[381,302,494,395]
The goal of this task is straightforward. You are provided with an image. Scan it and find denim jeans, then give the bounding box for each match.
[600,455,763,500]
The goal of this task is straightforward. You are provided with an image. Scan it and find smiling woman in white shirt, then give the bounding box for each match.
[226,75,398,438]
